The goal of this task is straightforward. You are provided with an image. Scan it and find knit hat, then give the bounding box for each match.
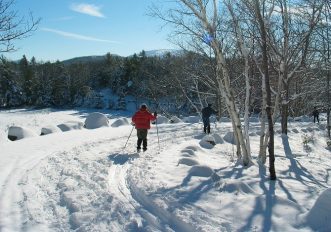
[140,103,147,109]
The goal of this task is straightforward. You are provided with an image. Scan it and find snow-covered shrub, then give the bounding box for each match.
[8,126,38,141]
[84,112,109,129]
[302,133,314,146]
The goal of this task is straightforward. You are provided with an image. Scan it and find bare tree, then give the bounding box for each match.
[151,0,252,165]
[0,0,39,53]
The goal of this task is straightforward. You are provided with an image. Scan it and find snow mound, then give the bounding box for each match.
[220,180,258,195]
[249,117,259,123]
[84,112,109,129]
[318,124,326,130]
[292,128,299,133]
[178,158,199,166]
[181,149,197,157]
[223,132,237,145]
[200,135,216,149]
[8,126,38,141]
[70,212,94,229]
[183,116,200,123]
[188,165,213,177]
[155,115,169,124]
[305,188,331,231]
[212,133,224,144]
[40,125,62,135]
[170,116,182,123]
[111,117,130,127]
[57,121,84,132]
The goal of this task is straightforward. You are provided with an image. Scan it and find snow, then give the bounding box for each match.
[0,108,331,231]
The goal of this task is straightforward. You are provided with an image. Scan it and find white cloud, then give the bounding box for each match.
[41,28,120,44]
[70,3,105,18]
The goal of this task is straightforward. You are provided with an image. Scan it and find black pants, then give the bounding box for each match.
[202,117,210,134]
[314,115,319,123]
[137,129,148,149]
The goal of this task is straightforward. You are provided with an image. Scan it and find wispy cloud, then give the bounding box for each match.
[70,3,105,18]
[41,28,120,44]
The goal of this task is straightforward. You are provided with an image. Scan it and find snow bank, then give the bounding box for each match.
[8,126,38,141]
[84,112,109,129]
[57,121,84,132]
[111,117,130,127]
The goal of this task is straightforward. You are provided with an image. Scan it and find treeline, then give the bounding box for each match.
[0,46,326,118]
[0,51,190,111]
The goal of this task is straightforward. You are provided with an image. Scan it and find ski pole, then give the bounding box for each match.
[123,126,134,150]
[155,118,161,152]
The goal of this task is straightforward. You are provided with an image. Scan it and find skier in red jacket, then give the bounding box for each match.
[132,104,157,151]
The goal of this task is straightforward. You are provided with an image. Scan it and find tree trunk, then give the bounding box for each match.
[254,0,276,180]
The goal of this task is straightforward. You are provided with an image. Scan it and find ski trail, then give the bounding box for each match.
[0,123,204,231]
[0,153,54,231]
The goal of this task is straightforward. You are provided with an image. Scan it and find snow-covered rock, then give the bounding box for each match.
[155,115,169,124]
[200,134,216,149]
[169,116,182,123]
[84,112,109,129]
[111,117,130,127]
[305,188,331,231]
[8,126,38,141]
[178,158,199,166]
[57,121,84,132]
[40,125,62,135]
[188,165,213,177]
[223,131,237,145]
[183,116,200,123]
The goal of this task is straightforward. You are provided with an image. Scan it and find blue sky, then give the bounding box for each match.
[6,0,175,62]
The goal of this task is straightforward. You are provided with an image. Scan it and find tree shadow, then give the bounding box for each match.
[282,135,326,188]
[238,165,276,232]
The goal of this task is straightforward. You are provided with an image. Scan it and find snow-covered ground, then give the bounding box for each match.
[0,108,330,232]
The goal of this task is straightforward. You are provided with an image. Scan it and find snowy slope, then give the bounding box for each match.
[0,109,330,232]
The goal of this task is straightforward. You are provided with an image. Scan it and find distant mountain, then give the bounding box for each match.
[143,49,184,57]
[61,49,183,65]
[61,55,108,65]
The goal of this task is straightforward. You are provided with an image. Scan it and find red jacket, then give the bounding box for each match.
[132,109,156,129]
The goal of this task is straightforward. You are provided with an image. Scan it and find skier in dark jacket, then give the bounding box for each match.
[132,104,157,151]
[312,107,319,123]
[201,103,218,134]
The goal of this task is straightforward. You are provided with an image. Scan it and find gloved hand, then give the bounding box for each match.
[154,112,157,117]
[131,121,135,126]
